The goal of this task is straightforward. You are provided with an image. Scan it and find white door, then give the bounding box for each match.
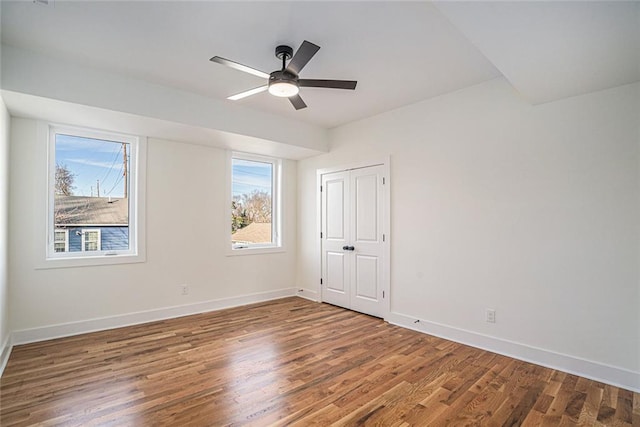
[321,165,386,318]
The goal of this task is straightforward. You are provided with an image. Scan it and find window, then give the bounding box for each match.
[45,124,145,266]
[54,229,68,253]
[81,229,101,252]
[230,153,281,252]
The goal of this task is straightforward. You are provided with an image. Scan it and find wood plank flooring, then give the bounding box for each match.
[0,297,638,426]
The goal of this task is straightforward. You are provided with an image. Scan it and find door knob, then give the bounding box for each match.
[342,245,349,250]
[346,246,355,251]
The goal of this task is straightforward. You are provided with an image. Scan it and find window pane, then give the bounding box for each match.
[83,230,100,251]
[54,230,67,252]
[231,158,273,246]
[54,134,130,253]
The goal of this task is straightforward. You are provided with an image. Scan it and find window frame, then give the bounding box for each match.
[227,151,283,255]
[42,123,146,268]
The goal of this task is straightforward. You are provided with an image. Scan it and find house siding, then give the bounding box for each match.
[66,227,129,252]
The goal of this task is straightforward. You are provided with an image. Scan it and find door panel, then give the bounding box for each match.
[321,165,386,318]
[326,252,346,293]
[355,255,378,300]
[354,174,378,242]
[325,179,345,240]
[350,166,384,317]
[321,172,350,309]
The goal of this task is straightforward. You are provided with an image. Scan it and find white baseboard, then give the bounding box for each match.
[295,288,319,302]
[387,311,640,393]
[12,287,297,346]
[0,334,13,377]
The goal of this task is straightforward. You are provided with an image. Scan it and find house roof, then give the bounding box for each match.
[55,196,128,226]
[231,222,272,244]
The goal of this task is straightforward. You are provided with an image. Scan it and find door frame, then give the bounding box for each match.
[316,157,391,320]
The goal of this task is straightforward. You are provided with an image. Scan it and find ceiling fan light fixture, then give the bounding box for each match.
[268,81,299,98]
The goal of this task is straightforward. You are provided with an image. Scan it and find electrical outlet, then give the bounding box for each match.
[181,284,189,295]
[486,309,496,323]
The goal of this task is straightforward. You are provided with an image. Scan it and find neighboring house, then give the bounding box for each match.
[231,222,272,246]
[54,195,129,252]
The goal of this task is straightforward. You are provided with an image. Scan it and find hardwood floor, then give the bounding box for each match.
[1,298,637,426]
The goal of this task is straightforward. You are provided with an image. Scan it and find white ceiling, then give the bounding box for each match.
[1,1,639,129]
[435,1,640,105]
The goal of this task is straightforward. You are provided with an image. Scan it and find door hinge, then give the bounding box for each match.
[383,290,385,298]
[320,232,323,239]
[320,185,323,192]
[320,278,323,285]
[383,234,385,242]
[383,177,386,185]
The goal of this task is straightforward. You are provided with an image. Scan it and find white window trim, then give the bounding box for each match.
[54,229,69,253]
[226,151,283,256]
[39,122,147,269]
[81,228,101,252]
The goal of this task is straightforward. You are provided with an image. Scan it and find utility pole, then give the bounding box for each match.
[96,180,100,197]
[123,143,128,199]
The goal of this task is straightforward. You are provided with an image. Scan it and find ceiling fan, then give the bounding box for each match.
[210,40,357,110]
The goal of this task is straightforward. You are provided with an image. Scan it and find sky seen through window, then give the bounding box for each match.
[55,134,129,198]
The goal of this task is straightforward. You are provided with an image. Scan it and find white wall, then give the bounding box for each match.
[297,78,640,388]
[0,95,10,362]
[9,118,297,333]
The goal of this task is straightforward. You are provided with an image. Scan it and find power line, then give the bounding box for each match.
[100,145,123,185]
[105,174,124,196]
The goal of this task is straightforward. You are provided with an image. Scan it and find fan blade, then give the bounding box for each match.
[289,94,307,110]
[210,56,270,79]
[286,41,320,75]
[299,79,357,90]
[227,85,268,101]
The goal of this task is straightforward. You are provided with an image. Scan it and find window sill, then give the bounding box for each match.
[37,252,145,269]
[225,247,285,256]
